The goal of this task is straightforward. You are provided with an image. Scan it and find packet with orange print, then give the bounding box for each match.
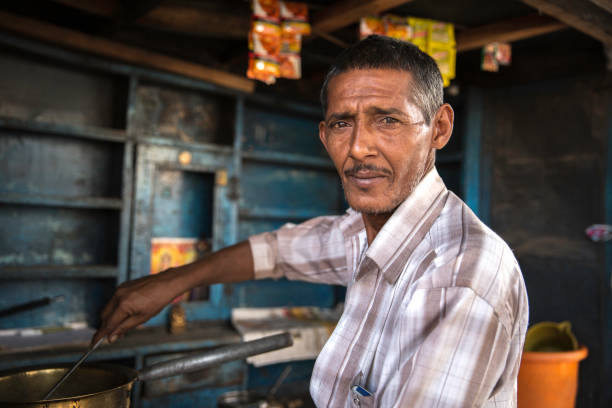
[383,14,412,42]
[281,32,301,53]
[279,53,301,79]
[252,0,280,22]
[247,53,280,84]
[280,1,311,35]
[360,16,385,39]
[250,20,281,57]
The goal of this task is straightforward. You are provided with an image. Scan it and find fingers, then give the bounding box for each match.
[92,296,130,346]
[108,314,145,341]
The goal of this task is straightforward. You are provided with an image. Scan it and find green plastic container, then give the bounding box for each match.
[524,321,578,352]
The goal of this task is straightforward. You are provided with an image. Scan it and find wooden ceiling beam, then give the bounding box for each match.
[312,0,414,34]
[587,0,612,14]
[0,10,254,93]
[140,4,248,39]
[456,14,567,52]
[53,0,120,16]
[521,0,612,45]
[53,0,248,39]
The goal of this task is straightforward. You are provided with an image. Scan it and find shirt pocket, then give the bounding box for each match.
[350,372,374,408]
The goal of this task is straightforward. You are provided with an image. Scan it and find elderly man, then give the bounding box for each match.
[94,35,528,407]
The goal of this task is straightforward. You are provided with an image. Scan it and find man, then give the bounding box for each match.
[94,35,528,407]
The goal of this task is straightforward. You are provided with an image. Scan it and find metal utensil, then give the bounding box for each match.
[42,336,105,400]
[1,332,293,407]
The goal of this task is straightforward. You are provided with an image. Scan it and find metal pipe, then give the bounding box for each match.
[0,295,64,318]
[137,333,292,381]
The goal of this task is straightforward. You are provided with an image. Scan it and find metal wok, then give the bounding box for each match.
[0,333,292,408]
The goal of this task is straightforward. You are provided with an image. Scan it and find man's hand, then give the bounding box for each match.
[91,241,255,346]
[91,269,185,345]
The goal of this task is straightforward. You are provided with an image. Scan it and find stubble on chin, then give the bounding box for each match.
[343,150,436,216]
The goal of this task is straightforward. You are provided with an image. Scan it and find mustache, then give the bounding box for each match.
[343,163,392,177]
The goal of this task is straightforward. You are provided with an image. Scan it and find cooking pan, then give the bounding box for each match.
[0,332,292,408]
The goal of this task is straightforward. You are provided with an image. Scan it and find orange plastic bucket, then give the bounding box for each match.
[517,346,588,408]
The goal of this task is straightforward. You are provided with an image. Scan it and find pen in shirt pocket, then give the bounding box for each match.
[351,384,373,397]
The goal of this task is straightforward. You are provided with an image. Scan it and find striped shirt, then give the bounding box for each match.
[249,168,529,407]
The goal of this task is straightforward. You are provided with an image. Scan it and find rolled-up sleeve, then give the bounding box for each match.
[248,214,352,286]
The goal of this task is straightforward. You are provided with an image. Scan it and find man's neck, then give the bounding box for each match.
[362,213,392,245]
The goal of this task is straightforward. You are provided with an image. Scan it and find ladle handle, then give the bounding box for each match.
[43,336,106,400]
[138,332,293,382]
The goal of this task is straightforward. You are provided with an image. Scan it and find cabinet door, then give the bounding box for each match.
[131,143,235,324]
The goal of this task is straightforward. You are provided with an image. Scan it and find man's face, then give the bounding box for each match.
[319,69,441,215]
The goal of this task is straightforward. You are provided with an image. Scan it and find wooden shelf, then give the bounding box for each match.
[0,265,118,279]
[0,192,123,210]
[139,136,234,155]
[239,207,330,220]
[242,150,334,170]
[0,116,127,143]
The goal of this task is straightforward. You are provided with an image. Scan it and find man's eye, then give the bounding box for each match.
[330,121,349,129]
[380,116,399,125]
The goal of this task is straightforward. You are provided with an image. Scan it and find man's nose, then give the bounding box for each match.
[349,121,377,160]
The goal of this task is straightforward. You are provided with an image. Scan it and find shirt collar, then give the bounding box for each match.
[356,167,448,284]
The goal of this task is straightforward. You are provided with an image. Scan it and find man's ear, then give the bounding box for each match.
[431,103,453,150]
[319,121,329,151]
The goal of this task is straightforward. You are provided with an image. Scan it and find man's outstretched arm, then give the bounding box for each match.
[92,241,253,345]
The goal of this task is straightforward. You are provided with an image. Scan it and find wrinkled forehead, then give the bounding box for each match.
[325,69,422,115]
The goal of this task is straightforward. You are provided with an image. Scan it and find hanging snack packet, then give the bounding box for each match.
[281,32,301,54]
[383,14,412,42]
[481,43,499,72]
[279,53,301,79]
[250,20,281,57]
[280,1,311,35]
[428,20,455,46]
[408,17,428,52]
[247,53,280,84]
[428,45,456,87]
[360,16,385,39]
[252,0,280,22]
[495,42,512,65]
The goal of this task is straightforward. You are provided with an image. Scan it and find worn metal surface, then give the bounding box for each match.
[132,83,234,145]
[243,104,324,157]
[138,333,292,382]
[0,363,134,407]
[240,162,342,214]
[0,205,119,268]
[0,50,121,128]
[142,355,244,398]
[230,279,335,309]
[0,131,123,198]
[0,116,127,143]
